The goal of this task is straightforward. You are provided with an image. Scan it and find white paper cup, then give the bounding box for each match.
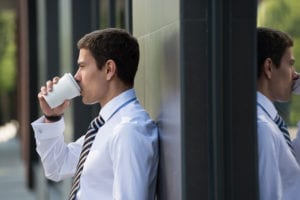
[43,73,81,108]
[293,78,300,95]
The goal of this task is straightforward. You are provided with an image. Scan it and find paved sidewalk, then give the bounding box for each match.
[0,134,35,199]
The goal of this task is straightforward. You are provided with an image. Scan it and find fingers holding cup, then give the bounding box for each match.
[43,73,81,109]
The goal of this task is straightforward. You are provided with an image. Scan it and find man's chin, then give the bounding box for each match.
[276,96,291,103]
[82,99,98,105]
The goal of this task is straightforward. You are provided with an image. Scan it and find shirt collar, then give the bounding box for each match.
[257,91,278,120]
[99,88,136,122]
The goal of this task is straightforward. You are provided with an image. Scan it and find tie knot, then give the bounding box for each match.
[89,115,105,130]
[274,114,287,128]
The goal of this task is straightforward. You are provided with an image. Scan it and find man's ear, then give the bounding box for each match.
[263,58,273,79]
[105,59,117,80]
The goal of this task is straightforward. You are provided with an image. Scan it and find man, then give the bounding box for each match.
[31,28,159,200]
[257,27,300,199]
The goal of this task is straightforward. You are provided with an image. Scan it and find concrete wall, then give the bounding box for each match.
[133,1,181,199]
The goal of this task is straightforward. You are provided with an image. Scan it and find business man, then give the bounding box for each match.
[257,27,300,199]
[31,28,159,200]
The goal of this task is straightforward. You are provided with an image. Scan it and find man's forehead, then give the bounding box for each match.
[283,47,295,59]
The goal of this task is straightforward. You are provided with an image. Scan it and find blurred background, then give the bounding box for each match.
[0,4,16,126]
[0,0,296,199]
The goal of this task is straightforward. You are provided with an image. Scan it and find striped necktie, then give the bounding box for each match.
[68,115,105,200]
[274,114,295,156]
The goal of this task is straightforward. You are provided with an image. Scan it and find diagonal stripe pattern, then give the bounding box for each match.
[274,114,295,156]
[68,115,105,200]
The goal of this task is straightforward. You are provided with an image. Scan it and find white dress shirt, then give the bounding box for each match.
[31,89,159,200]
[257,91,300,200]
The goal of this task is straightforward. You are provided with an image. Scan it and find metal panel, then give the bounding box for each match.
[207,0,258,199]
[45,0,60,78]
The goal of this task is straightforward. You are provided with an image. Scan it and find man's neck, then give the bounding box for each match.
[100,83,132,107]
[257,79,274,102]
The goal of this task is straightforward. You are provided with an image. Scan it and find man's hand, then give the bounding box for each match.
[38,76,70,119]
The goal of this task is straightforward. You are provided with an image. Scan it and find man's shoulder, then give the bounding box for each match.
[109,110,158,149]
[257,110,282,143]
[120,101,154,121]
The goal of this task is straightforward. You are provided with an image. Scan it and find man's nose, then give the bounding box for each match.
[293,70,300,79]
[74,71,80,81]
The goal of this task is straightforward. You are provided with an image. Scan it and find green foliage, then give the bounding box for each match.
[258,0,300,125]
[258,0,290,29]
[0,10,16,92]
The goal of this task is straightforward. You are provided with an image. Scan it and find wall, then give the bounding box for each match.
[133,0,181,199]
[133,0,258,200]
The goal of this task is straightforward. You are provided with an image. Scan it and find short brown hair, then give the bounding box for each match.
[257,27,293,78]
[77,28,140,86]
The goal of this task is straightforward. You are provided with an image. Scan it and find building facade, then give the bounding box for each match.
[17,0,258,199]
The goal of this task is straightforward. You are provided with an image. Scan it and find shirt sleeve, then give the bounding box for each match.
[31,116,84,182]
[257,120,282,200]
[110,122,158,200]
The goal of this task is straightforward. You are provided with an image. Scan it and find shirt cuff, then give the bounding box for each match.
[31,116,65,140]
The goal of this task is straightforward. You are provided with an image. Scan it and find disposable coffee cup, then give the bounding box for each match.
[293,77,300,95]
[43,73,81,108]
